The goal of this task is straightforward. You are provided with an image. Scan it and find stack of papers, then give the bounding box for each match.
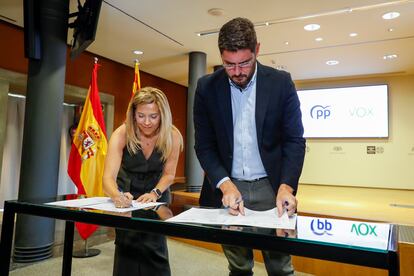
[46,197,165,213]
[166,207,297,229]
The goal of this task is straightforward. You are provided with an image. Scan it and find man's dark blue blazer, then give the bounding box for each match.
[194,62,306,208]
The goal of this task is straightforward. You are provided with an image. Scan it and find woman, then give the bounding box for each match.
[103,87,183,276]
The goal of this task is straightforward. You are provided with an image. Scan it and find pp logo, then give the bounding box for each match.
[310,219,333,236]
[310,105,331,119]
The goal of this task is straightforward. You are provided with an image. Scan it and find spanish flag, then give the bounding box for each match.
[132,59,141,96]
[67,61,107,239]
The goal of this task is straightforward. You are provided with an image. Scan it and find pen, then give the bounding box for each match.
[225,197,243,209]
[283,201,296,217]
[117,188,132,208]
[284,201,289,213]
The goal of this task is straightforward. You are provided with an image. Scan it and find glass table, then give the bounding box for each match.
[0,196,398,275]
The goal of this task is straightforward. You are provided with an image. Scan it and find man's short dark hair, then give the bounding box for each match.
[218,17,257,54]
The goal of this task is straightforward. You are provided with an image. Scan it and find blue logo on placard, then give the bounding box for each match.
[310,219,333,236]
[310,105,331,119]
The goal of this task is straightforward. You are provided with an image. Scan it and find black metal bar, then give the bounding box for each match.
[0,201,16,275]
[388,251,399,276]
[62,221,74,276]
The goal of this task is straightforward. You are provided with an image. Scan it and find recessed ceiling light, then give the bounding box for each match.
[383,54,398,60]
[326,60,339,65]
[304,24,320,31]
[207,8,225,16]
[133,50,143,55]
[388,28,394,32]
[284,41,289,45]
[349,32,358,37]
[382,12,400,20]
[196,30,218,37]
[315,37,323,42]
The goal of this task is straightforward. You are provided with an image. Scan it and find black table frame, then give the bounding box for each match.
[0,200,399,275]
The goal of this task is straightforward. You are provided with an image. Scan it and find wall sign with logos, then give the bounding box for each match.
[297,85,389,138]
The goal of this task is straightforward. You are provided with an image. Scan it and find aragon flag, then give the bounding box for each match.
[67,61,107,240]
[131,59,141,96]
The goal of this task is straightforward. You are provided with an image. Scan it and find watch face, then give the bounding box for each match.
[152,188,162,198]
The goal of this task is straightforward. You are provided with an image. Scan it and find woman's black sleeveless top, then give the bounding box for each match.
[116,146,169,202]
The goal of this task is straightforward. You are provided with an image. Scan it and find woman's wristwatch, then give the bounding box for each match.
[151,188,162,199]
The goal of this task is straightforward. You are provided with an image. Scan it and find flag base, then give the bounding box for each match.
[72,248,100,258]
[72,238,101,258]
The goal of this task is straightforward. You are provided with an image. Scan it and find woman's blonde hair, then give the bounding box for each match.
[125,87,183,161]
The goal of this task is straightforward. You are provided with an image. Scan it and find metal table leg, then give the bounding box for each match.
[0,202,16,276]
[62,220,74,276]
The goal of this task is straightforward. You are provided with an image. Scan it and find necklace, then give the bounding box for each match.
[141,134,158,147]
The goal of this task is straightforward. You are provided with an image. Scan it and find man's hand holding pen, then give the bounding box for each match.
[276,183,297,217]
[226,197,244,216]
[220,180,245,216]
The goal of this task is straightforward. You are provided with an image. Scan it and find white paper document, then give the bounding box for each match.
[46,197,165,213]
[46,197,110,207]
[166,207,297,229]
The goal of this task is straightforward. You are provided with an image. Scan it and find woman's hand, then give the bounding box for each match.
[112,192,133,208]
[137,192,158,203]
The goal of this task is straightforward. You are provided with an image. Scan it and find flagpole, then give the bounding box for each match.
[131,59,141,97]
[70,57,104,258]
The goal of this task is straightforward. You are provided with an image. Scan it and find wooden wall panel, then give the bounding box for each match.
[0,22,28,73]
[0,21,187,178]
[399,243,414,276]
[291,256,387,276]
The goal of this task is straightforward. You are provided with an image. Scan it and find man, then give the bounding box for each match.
[193,17,305,275]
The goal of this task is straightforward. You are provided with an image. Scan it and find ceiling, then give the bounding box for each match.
[1,0,414,86]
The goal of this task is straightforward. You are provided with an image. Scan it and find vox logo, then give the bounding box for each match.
[351,223,377,236]
[349,107,373,118]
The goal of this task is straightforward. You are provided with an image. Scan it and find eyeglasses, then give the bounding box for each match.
[222,57,255,70]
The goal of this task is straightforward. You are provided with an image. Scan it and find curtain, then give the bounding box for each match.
[0,95,77,208]
[0,96,25,208]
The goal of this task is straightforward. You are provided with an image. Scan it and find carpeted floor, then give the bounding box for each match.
[9,239,311,275]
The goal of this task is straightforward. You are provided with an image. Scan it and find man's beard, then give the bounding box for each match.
[229,72,253,89]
